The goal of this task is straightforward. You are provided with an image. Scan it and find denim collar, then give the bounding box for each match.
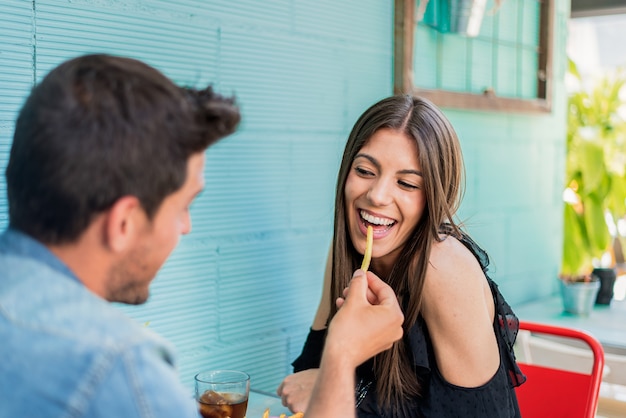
[0,228,80,283]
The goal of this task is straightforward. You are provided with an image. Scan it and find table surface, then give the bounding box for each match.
[514,293,626,352]
[247,388,292,417]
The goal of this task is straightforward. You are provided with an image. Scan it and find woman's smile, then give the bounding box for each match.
[359,209,396,238]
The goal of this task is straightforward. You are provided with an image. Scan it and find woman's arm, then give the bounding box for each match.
[420,236,500,387]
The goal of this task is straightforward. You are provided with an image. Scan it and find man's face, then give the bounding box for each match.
[107,152,205,304]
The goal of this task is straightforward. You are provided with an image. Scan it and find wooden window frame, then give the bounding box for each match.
[394,0,555,113]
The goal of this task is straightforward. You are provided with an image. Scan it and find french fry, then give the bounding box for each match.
[360,225,373,271]
[261,409,304,418]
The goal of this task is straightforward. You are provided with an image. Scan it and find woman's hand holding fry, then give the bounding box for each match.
[276,368,318,414]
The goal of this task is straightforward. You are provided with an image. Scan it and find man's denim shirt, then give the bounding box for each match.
[0,229,199,417]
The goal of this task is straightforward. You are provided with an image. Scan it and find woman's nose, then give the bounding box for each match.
[366,178,393,206]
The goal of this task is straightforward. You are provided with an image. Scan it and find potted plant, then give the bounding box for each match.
[560,60,626,313]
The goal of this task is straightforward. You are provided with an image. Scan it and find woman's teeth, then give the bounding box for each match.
[360,210,395,226]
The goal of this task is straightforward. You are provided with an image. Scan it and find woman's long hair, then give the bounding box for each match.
[329,95,465,410]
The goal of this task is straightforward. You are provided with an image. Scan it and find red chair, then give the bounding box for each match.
[515,321,605,418]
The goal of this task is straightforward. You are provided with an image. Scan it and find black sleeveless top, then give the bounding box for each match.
[292,233,526,417]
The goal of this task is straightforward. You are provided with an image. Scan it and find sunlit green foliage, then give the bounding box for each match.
[561,60,626,279]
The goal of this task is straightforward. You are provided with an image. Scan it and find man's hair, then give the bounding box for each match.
[6,54,240,244]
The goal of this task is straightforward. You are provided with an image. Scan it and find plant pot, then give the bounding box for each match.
[592,267,617,305]
[559,279,600,315]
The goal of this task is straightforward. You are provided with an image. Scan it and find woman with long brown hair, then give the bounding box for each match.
[278,95,525,417]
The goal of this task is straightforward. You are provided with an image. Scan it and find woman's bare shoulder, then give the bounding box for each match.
[421,234,491,319]
[427,235,484,286]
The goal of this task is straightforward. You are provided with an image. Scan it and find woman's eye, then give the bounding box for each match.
[355,166,374,176]
[399,180,419,190]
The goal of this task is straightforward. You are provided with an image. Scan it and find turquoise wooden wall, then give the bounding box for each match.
[0,0,569,395]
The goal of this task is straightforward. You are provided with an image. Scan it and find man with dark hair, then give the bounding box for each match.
[0,54,403,417]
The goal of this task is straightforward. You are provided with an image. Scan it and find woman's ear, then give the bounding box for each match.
[104,196,144,253]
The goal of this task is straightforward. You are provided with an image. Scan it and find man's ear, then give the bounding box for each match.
[104,196,145,253]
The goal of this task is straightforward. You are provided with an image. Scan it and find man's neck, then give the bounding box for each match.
[47,219,112,300]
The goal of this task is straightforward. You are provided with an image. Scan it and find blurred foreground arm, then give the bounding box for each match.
[305,269,403,418]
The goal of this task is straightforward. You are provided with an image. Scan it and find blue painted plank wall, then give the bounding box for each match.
[0,0,569,396]
[0,0,393,394]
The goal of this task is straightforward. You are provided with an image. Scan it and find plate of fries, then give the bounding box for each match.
[261,408,304,418]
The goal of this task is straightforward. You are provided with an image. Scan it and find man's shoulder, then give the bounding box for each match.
[0,252,189,418]
[0,250,171,353]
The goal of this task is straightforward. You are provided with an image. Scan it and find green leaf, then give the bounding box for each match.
[578,138,606,195]
[582,193,611,255]
[568,58,581,81]
[562,203,589,275]
[607,175,626,217]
